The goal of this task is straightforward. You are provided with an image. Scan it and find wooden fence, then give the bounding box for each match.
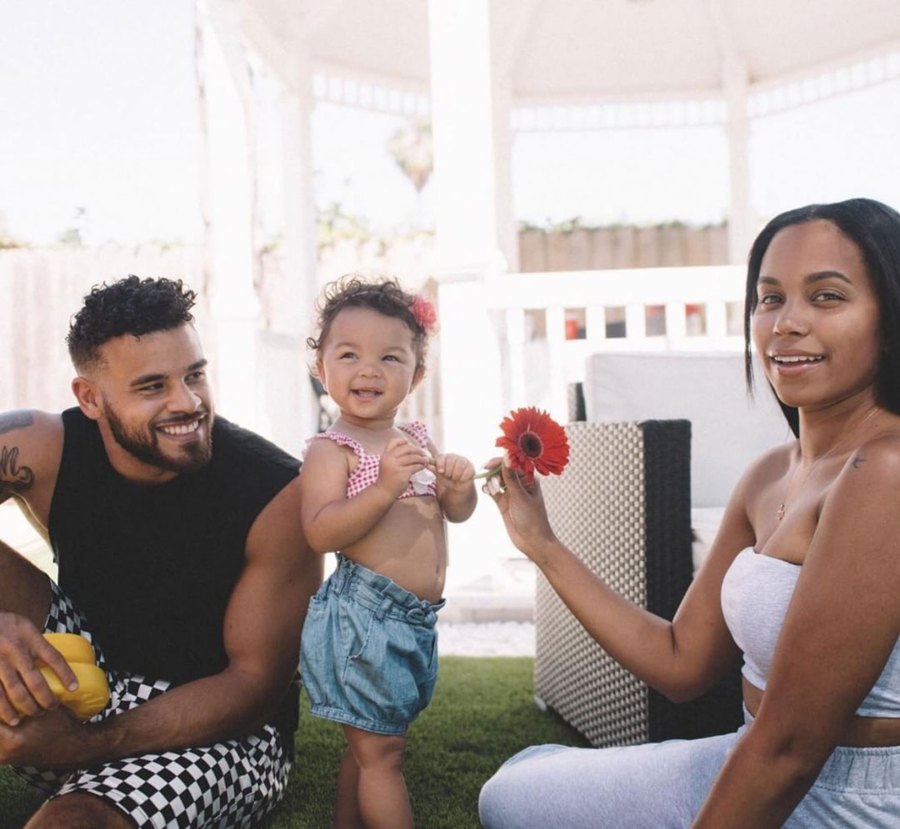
[0,247,205,413]
[518,223,729,272]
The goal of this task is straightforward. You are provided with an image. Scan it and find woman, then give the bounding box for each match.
[479,198,900,827]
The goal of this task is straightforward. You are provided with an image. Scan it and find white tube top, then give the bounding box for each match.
[721,547,900,717]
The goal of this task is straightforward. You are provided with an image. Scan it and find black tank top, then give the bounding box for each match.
[49,408,300,739]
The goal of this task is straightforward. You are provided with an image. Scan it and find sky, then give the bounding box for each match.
[2,1,900,246]
[0,1,200,245]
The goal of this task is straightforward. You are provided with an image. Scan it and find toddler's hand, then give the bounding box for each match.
[433,453,476,490]
[378,437,430,497]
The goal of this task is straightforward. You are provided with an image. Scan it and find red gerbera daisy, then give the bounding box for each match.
[495,407,570,484]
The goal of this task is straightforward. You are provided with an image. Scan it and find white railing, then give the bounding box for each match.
[434,263,749,590]
[0,250,747,443]
[488,264,746,423]
[436,264,748,453]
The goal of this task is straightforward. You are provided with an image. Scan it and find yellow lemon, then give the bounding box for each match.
[37,662,110,719]
[15,633,111,720]
[43,632,96,665]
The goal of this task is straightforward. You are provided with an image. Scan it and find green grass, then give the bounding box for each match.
[0,657,587,828]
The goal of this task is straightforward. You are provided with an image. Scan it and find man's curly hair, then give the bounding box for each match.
[307,275,433,370]
[67,275,197,372]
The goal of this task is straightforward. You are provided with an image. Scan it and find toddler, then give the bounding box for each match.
[299,275,477,828]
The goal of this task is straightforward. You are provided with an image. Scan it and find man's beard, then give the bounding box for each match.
[103,399,213,474]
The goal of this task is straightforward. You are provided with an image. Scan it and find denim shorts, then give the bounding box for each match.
[300,554,444,736]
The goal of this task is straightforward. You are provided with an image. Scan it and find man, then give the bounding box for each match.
[0,275,321,828]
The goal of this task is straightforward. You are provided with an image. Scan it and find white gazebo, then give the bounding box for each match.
[196,0,900,447]
[196,0,900,590]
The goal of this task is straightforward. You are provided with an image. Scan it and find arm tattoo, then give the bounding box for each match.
[0,410,34,435]
[851,453,866,469]
[0,445,34,496]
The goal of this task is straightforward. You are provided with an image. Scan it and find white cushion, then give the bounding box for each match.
[691,506,726,574]
[584,351,792,509]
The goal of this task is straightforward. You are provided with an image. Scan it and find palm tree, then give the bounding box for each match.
[387,116,433,221]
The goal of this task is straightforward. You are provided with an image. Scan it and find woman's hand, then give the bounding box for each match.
[483,456,558,559]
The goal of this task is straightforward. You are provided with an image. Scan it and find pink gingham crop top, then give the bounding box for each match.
[308,421,438,500]
[721,547,900,717]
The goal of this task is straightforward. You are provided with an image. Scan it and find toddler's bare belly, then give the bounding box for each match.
[344,497,447,603]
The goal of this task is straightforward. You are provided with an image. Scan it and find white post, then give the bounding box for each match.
[724,64,752,264]
[492,74,518,272]
[545,305,568,422]
[280,70,316,335]
[263,47,320,454]
[428,0,500,271]
[586,305,608,344]
[490,0,540,273]
[625,303,648,339]
[197,0,262,432]
[703,0,752,264]
[505,306,527,407]
[428,0,517,594]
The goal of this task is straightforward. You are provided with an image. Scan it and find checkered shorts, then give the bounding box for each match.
[13,583,293,828]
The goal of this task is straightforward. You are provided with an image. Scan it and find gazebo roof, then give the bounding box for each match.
[243,0,900,102]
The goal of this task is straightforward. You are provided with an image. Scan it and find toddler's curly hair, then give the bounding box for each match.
[307,275,434,371]
[67,275,197,372]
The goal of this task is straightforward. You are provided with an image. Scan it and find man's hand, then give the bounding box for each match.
[0,702,89,768]
[0,613,78,725]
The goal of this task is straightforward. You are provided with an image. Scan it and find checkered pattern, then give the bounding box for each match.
[13,583,293,828]
[51,730,289,829]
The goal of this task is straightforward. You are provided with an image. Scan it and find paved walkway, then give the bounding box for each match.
[439,554,537,656]
[441,555,536,623]
[438,620,535,656]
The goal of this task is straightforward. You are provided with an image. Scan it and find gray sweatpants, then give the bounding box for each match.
[479,717,900,827]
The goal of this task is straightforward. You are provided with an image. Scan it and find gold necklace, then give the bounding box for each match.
[776,460,819,521]
[776,408,879,521]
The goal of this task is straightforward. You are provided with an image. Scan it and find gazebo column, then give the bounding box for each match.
[428,0,516,591]
[704,0,752,263]
[197,0,262,431]
[490,0,542,273]
[724,63,751,263]
[429,0,502,271]
[261,47,320,453]
[492,74,518,272]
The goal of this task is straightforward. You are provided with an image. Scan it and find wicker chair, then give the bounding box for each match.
[535,419,743,748]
